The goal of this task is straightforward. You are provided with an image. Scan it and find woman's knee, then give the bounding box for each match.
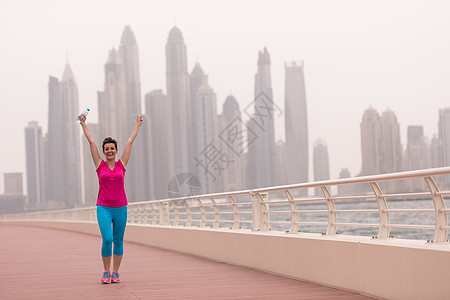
[113,239,124,256]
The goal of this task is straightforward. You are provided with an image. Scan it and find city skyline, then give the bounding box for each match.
[1,0,450,194]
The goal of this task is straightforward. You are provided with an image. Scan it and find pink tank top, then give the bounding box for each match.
[96,160,128,207]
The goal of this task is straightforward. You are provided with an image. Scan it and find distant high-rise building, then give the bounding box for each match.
[360,107,402,192]
[192,83,219,193]
[46,76,65,206]
[246,47,276,189]
[60,63,82,207]
[438,107,450,167]
[218,95,246,191]
[380,109,402,174]
[285,61,308,193]
[338,168,352,196]
[407,126,427,170]
[46,63,82,208]
[25,121,46,209]
[120,25,142,117]
[406,125,427,191]
[146,90,171,199]
[275,140,287,186]
[166,27,191,183]
[313,139,330,196]
[4,173,23,194]
[98,48,128,149]
[119,25,149,203]
[438,107,450,187]
[190,62,209,174]
[429,134,443,168]
[360,107,381,176]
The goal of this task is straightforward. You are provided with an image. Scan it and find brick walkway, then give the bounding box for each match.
[0,225,375,299]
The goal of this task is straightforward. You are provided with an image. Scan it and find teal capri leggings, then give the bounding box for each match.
[96,205,127,257]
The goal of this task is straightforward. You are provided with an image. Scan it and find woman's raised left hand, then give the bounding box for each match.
[136,115,143,126]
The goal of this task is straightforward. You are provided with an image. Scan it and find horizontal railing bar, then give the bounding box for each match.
[297,222,328,225]
[293,198,326,203]
[381,192,431,198]
[330,195,376,201]
[266,200,289,204]
[436,191,450,196]
[296,210,328,214]
[268,211,291,214]
[333,223,379,227]
[253,167,450,194]
[384,224,435,229]
[269,221,291,224]
[384,209,435,213]
[332,209,378,213]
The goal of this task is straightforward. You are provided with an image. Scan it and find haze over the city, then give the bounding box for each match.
[1,0,450,193]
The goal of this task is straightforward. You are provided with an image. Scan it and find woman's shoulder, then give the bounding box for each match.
[96,159,106,171]
[118,159,126,170]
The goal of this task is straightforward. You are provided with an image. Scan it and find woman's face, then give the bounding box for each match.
[103,143,118,160]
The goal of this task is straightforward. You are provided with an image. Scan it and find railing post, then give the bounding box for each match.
[321,186,336,235]
[371,182,390,239]
[211,198,220,228]
[172,202,179,226]
[424,176,448,243]
[159,202,169,225]
[285,190,299,233]
[229,196,240,229]
[149,203,157,225]
[252,192,269,231]
[197,198,206,227]
[183,199,192,227]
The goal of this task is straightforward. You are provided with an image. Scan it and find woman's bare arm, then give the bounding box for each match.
[120,115,143,168]
[80,115,102,169]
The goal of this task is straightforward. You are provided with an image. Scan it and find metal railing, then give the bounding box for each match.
[2,167,450,243]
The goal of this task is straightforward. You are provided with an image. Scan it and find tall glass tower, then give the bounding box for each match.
[285,61,308,193]
[166,27,191,180]
[247,47,276,189]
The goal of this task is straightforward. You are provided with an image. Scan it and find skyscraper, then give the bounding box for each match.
[438,107,450,187]
[192,83,219,193]
[406,125,427,191]
[190,62,209,174]
[379,109,402,174]
[146,90,171,200]
[46,76,65,207]
[60,63,82,207]
[285,61,308,193]
[360,107,381,176]
[98,48,128,149]
[46,63,82,208]
[360,107,402,192]
[25,121,46,209]
[313,139,330,196]
[166,27,191,182]
[119,25,149,202]
[246,47,276,189]
[439,107,450,167]
[218,95,246,191]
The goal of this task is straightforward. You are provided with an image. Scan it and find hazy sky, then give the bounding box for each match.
[1,0,450,194]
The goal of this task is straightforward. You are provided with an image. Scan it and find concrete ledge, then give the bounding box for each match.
[3,220,450,300]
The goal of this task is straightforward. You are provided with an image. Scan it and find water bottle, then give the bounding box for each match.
[77,108,90,123]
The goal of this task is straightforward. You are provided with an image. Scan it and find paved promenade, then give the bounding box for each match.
[0,225,375,299]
